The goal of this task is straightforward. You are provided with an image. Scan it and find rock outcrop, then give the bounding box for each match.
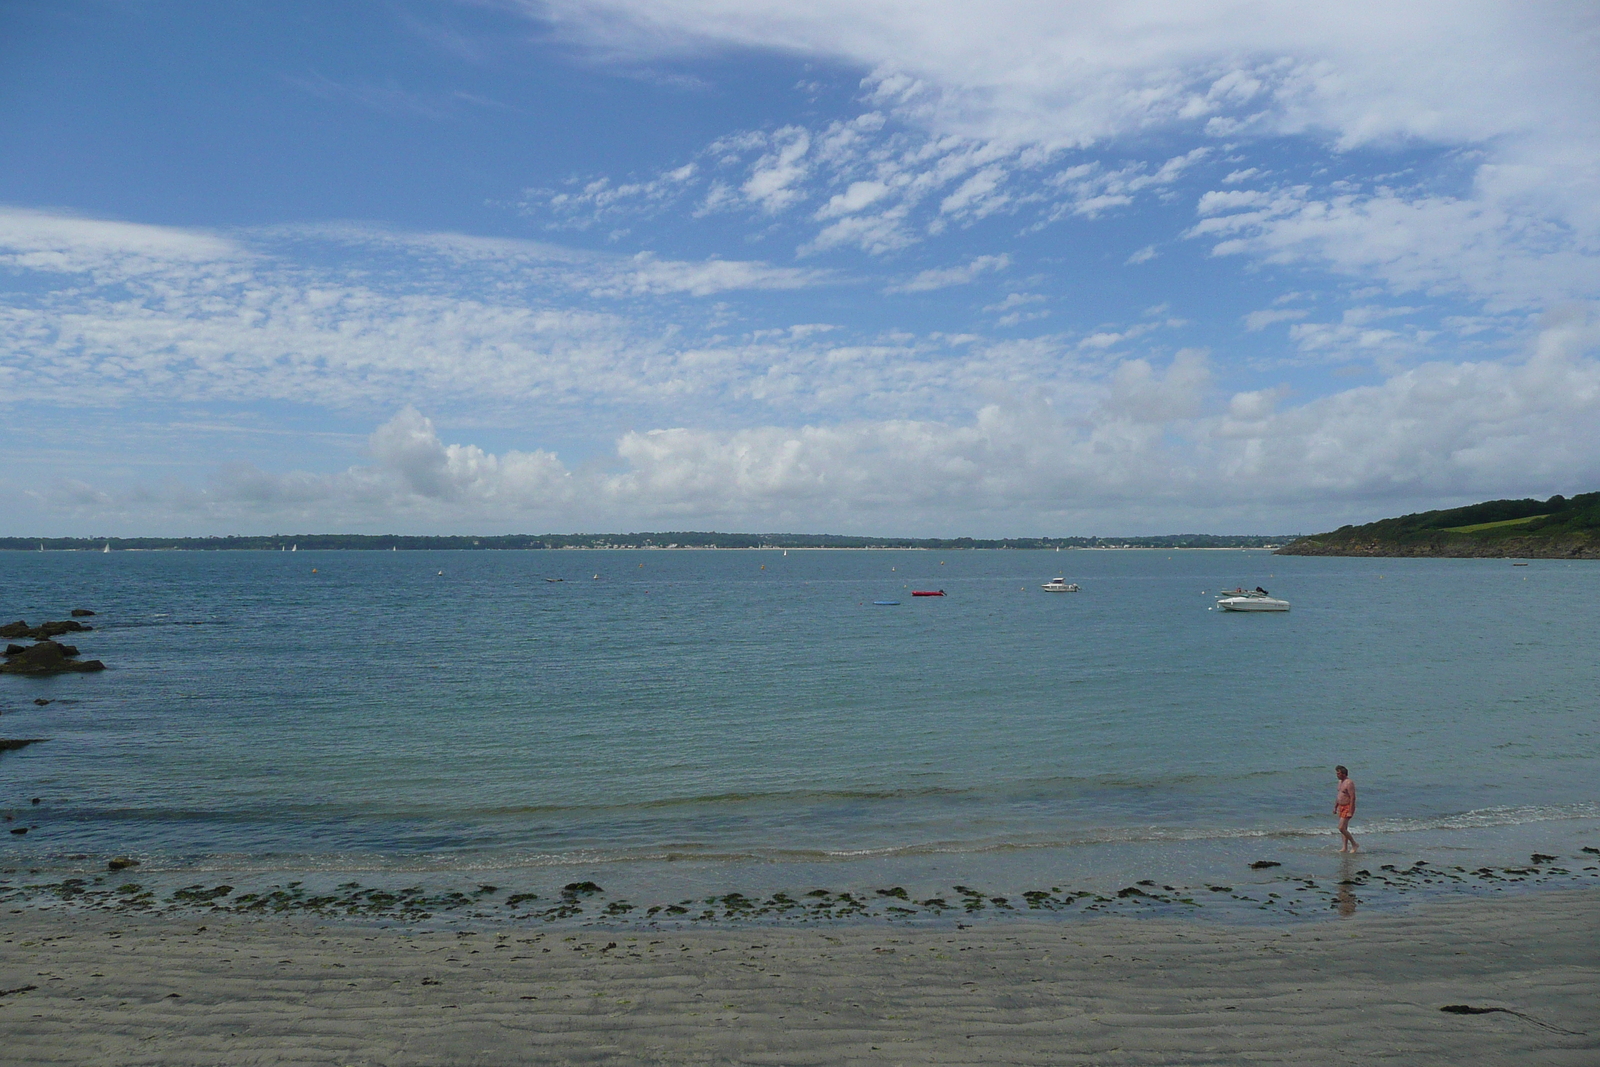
[0,619,94,640]
[0,640,106,675]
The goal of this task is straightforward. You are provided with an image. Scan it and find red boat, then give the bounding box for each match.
[911,590,946,596]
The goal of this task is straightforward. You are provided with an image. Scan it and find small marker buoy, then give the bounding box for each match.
[311,568,317,573]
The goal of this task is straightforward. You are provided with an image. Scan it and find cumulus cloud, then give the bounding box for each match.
[32,310,1599,532]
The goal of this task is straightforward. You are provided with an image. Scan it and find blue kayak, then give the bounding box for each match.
[872,600,901,606]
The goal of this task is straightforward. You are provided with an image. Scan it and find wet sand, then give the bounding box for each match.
[1,888,1594,1065]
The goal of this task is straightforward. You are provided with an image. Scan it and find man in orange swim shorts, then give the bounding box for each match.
[1334,765,1357,852]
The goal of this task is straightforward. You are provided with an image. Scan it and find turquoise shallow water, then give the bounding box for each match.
[2,548,1597,911]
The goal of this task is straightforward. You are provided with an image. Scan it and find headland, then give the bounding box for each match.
[1277,492,1600,558]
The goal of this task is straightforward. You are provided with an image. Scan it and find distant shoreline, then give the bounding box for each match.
[0,533,1293,552]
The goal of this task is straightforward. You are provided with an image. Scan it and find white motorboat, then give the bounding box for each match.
[1042,578,1080,592]
[1216,588,1289,611]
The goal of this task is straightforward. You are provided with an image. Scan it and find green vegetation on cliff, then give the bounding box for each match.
[1277,492,1600,558]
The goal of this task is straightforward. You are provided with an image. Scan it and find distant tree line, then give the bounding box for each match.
[0,531,1294,552]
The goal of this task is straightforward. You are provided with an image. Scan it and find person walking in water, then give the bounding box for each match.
[1334,765,1358,852]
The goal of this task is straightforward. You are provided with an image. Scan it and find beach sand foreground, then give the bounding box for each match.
[2,890,1594,1065]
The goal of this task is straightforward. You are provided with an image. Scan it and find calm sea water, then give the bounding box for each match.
[2,549,1597,905]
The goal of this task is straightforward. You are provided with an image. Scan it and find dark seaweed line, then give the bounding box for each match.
[3,853,1596,928]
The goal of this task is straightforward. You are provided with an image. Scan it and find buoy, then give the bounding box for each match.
[312,568,318,573]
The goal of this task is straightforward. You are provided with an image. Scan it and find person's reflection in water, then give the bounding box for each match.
[1336,855,1359,916]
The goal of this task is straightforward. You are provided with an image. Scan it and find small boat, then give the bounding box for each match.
[545,577,564,583]
[872,600,901,606]
[1216,587,1290,611]
[912,590,945,597]
[1041,578,1080,592]
[1512,562,1528,566]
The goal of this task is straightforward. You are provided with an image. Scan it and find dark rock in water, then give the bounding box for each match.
[1,620,92,639]
[1250,860,1282,869]
[70,609,96,617]
[0,620,91,640]
[9,827,26,835]
[30,797,40,805]
[32,698,51,706]
[0,641,105,675]
[108,856,141,871]
[1116,886,1149,898]
[0,739,49,752]
[5,645,24,656]
[34,620,91,637]
[1530,852,1558,864]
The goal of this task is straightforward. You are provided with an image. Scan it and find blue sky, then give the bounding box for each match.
[2,0,1597,535]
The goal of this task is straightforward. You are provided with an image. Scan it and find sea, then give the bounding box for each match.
[2,548,1597,923]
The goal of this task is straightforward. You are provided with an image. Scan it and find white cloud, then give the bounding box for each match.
[1242,308,1308,331]
[740,126,813,212]
[0,210,858,420]
[21,311,1600,532]
[608,253,832,296]
[525,1,1598,309]
[815,179,891,219]
[1190,178,1600,311]
[886,253,1010,293]
[538,2,1598,152]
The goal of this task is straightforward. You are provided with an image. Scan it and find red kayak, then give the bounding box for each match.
[911,590,946,596]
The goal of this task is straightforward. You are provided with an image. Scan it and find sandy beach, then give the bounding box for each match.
[2,889,1593,1066]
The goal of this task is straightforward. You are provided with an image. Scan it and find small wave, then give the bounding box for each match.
[1356,802,1600,834]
